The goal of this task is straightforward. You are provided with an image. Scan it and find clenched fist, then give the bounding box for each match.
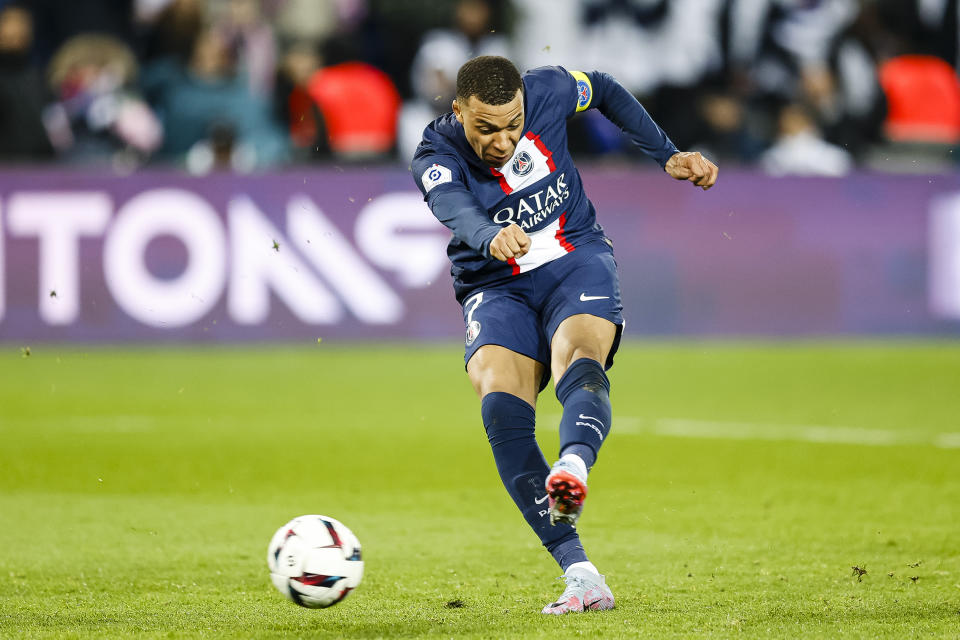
[489,223,531,262]
[665,151,719,190]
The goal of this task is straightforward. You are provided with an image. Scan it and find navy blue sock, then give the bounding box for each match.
[555,358,612,470]
[481,392,588,570]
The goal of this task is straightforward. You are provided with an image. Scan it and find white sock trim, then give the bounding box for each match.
[559,453,588,479]
[566,561,600,576]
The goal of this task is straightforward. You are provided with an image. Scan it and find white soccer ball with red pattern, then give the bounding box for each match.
[267,515,363,608]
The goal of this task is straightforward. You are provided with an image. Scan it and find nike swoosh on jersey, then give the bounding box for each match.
[579,293,610,301]
[534,494,549,504]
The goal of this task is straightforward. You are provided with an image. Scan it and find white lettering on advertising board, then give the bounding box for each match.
[0,188,449,328]
[7,192,112,325]
[105,189,226,327]
[930,193,960,320]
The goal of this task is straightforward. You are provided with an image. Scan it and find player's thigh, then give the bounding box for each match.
[466,345,546,407]
[550,314,618,382]
[461,288,550,403]
[541,246,624,380]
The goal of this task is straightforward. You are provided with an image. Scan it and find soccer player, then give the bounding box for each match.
[411,56,717,615]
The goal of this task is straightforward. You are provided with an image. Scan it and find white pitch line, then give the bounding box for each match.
[649,419,910,447]
[935,432,960,449]
[8,415,158,433]
[648,418,960,449]
[541,415,960,449]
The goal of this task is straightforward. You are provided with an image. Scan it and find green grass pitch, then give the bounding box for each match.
[1,341,958,638]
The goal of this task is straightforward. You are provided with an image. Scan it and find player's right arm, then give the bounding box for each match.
[412,152,529,261]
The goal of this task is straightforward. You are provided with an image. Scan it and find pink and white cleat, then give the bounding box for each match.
[541,566,615,615]
[545,455,588,526]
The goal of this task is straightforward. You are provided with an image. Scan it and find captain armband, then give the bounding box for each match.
[569,71,593,112]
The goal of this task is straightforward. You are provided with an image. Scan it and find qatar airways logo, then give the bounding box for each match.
[492,173,570,230]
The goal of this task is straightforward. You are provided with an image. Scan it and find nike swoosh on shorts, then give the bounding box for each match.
[579,293,610,301]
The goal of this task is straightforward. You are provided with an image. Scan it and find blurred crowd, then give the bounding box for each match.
[0,0,958,175]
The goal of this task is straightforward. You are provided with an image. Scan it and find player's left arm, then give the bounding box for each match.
[567,69,718,190]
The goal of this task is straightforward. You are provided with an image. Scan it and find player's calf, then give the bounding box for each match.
[555,357,611,472]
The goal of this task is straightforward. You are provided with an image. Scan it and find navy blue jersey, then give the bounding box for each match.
[412,66,677,302]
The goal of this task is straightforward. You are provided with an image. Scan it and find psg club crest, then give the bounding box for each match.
[512,151,534,177]
[465,320,482,346]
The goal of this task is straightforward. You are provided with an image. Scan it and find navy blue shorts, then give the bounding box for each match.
[460,240,624,391]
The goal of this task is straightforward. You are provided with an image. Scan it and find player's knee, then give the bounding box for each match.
[552,346,605,381]
[472,368,525,398]
[467,358,506,395]
[467,346,541,405]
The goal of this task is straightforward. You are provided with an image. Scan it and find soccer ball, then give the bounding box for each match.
[267,514,364,608]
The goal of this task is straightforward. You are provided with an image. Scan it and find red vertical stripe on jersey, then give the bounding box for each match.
[490,167,513,194]
[555,212,575,253]
[507,257,520,276]
[525,131,556,172]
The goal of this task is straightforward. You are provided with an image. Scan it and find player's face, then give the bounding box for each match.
[453,90,524,168]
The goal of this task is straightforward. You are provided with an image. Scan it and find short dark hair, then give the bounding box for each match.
[456,56,522,105]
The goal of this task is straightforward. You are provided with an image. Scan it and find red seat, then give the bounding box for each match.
[879,55,960,144]
[307,62,401,156]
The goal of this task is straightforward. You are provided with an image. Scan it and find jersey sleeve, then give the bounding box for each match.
[589,70,679,168]
[522,66,588,120]
[530,65,679,169]
[411,148,502,258]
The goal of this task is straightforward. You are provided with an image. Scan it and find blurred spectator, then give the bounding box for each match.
[362,0,504,99]
[760,102,852,176]
[275,32,400,161]
[304,42,401,160]
[878,54,960,144]
[0,3,53,161]
[449,0,510,57]
[516,0,725,158]
[511,0,584,71]
[807,12,886,159]
[139,0,205,63]
[272,0,344,46]
[41,34,162,168]
[141,24,289,171]
[274,39,324,159]
[0,0,953,172]
[208,0,277,97]
[578,0,725,97]
[875,0,958,65]
[26,0,136,62]
[133,0,179,23]
[722,0,885,159]
[686,91,766,163]
[727,0,859,99]
[398,0,510,162]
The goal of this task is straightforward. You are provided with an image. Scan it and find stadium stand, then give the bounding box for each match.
[0,0,955,171]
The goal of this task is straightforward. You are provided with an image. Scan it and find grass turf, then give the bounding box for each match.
[0,341,958,638]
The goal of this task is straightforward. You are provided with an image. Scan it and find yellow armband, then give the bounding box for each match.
[570,71,593,112]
